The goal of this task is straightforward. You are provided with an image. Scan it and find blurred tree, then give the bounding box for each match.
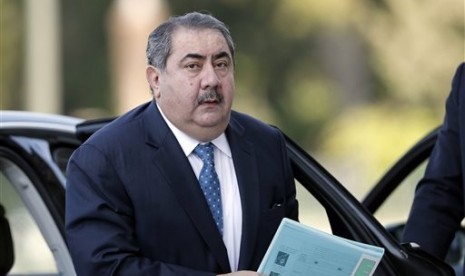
[61,0,113,117]
[106,0,169,114]
[358,0,464,110]
[318,0,464,195]
[24,0,62,113]
[1,0,23,109]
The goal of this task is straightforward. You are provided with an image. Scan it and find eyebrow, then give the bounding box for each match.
[180,51,231,63]
[213,51,231,61]
[181,53,205,63]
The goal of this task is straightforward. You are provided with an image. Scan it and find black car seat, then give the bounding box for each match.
[0,203,14,275]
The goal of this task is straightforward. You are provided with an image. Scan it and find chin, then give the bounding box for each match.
[198,112,229,126]
[201,119,228,129]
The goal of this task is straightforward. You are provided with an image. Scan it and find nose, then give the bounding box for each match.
[200,64,220,89]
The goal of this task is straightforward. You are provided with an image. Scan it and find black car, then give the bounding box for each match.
[0,111,459,275]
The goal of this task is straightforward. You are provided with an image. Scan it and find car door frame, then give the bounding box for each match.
[362,127,439,213]
[284,130,454,275]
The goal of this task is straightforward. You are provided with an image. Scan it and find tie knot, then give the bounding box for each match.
[194,142,215,163]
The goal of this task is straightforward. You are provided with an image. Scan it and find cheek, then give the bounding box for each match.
[223,79,235,98]
[223,74,235,88]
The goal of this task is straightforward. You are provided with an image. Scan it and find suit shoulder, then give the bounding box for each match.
[230,110,282,137]
[83,102,152,147]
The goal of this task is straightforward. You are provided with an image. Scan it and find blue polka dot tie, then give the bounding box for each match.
[194,143,223,235]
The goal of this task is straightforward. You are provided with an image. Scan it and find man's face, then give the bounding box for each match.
[147,27,235,141]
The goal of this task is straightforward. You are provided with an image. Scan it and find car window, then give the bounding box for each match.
[0,156,76,276]
[371,160,427,227]
[0,162,58,274]
[296,182,332,233]
[52,147,75,175]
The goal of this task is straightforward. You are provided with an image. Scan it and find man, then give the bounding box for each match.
[402,63,465,272]
[65,11,298,275]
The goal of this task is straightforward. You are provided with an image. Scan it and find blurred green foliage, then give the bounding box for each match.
[2,0,463,195]
[61,0,113,114]
[1,0,23,109]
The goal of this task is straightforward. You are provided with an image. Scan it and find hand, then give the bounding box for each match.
[218,271,263,276]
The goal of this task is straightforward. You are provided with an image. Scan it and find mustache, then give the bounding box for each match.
[197,89,224,104]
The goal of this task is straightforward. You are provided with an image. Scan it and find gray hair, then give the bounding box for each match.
[146,12,235,71]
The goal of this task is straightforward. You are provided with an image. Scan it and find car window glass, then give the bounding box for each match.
[372,160,427,227]
[52,147,75,175]
[0,162,58,274]
[296,182,331,233]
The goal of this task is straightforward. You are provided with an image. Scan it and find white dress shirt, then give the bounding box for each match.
[157,104,243,271]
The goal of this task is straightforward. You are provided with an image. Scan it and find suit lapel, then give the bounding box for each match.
[142,102,231,272]
[226,118,261,270]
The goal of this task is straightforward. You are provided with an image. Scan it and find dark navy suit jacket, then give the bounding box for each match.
[65,101,298,275]
[403,63,465,261]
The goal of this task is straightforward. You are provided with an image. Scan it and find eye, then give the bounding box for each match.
[186,63,201,70]
[215,60,230,70]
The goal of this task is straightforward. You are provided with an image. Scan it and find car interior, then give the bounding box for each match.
[0,203,14,275]
[0,154,75,276]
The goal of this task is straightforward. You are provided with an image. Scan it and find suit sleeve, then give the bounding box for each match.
[402,63,465,259]
[278,129,299,221]
[65,144,216,276]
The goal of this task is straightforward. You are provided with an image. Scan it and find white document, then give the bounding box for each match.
[258,218,385,276]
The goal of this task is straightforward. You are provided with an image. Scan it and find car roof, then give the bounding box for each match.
[0,111,83,134]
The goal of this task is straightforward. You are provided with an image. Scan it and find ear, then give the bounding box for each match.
[146,65,161,98]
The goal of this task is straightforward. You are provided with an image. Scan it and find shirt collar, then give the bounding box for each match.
[156,103,232,158]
